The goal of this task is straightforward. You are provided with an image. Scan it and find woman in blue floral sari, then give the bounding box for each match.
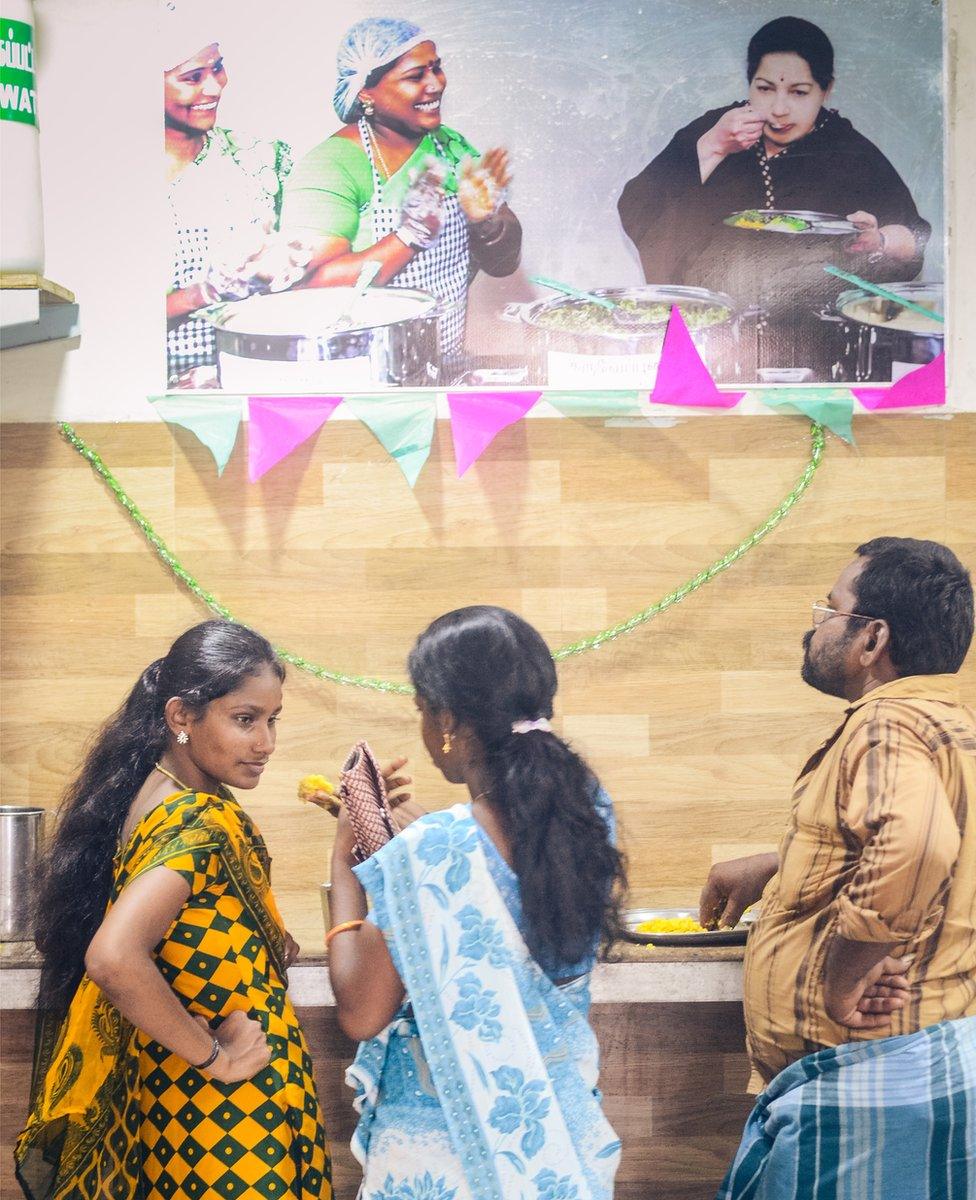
[327,606,628,1199]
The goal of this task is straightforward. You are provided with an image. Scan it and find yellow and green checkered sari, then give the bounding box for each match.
[16,790,331,1200]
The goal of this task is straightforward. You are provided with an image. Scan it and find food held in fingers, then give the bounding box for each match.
[298,774,340,815]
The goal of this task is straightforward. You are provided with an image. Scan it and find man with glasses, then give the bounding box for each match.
[703,537,976,1200]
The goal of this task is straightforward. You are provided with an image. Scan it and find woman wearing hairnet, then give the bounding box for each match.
[163,7,312,388]
[282,18,522,372]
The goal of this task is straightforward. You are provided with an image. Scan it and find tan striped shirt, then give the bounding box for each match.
[744,674,976,1086]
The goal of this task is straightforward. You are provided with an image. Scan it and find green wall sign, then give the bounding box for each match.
[1,18,37,125]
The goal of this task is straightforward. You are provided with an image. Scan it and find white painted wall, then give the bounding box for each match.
[1,0,971,420]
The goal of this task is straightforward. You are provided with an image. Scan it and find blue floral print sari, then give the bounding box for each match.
[348,805,621,1200]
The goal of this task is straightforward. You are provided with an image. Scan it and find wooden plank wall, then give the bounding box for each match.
[2,415,974,954]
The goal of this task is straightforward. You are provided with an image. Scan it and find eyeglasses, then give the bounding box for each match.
[811,601,878,627]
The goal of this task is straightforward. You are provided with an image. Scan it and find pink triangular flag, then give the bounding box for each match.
[851,354,946,411]
[447,391,542,477]
[650,306,743,408]
[247,395,343,482]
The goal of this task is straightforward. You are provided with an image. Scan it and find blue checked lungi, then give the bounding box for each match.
[718,1017,976,1200]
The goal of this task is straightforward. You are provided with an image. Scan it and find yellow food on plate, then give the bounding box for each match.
[298,774,339,813]
[634,917,706,935]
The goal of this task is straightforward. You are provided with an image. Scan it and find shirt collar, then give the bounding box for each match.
[846,674,961,713]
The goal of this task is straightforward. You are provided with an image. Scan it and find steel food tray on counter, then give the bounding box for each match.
[622,907,757,947]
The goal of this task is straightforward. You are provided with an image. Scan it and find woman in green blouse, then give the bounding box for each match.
[282,18,521,363]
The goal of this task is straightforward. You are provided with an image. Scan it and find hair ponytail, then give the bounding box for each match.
[408,606,627,971]
[35,622,283,1018]
[485,729,625,971]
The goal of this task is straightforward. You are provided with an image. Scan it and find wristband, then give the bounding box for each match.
[196,279,222,307]
[193,1036,220,1070]
[394,226,423,250]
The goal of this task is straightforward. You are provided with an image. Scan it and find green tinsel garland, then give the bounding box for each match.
[59,420,825,695]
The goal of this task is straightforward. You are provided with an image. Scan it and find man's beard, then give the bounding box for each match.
[800,628,852,699]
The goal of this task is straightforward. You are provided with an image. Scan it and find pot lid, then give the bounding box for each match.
[206,286,438,337]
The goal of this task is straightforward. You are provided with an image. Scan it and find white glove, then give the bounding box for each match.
[202,224,312,300]
[396,157,448,250]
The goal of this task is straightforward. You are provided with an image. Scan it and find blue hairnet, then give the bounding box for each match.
[333,18,429,123]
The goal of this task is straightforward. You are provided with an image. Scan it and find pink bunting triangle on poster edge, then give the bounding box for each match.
[850,354,946,411]
[649,306,744,409]
[447,390,543,477]
[246,395,344,482]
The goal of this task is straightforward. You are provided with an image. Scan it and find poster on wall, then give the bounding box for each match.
[162,0,946,394]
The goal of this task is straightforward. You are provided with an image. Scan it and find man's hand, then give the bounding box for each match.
[823,935,911,1029]
[699,853,778,929]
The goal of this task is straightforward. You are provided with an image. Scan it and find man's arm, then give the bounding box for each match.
[823,936,911,1029]
[823,713,960,1027]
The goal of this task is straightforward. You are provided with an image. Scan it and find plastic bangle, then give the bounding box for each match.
[193,1036,220,1070]
[325,919,365,947]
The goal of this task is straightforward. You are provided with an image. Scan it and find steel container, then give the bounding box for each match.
[500,284,746,385]
[200,286,445,391]
[823,282,944,383]
[0,805,44,942]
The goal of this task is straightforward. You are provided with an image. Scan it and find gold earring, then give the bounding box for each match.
[442,730,452,755]
[362,96,375,118]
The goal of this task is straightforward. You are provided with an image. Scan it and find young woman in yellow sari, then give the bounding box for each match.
[16,621,331,1200]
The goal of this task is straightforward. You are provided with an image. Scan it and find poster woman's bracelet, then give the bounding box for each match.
[59,420,825,694]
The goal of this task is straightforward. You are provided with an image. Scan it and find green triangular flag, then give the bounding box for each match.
[751,388,855,444]
[544,390,644,418]
[343,392,437,487]
[151,395,245,474]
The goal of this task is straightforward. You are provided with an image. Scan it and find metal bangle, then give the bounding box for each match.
[469,213,507,246]
[193,1036,220,1070]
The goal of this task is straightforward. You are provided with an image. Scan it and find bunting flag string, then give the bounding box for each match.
[649,307,745,409]
[342,392,438,487]
[149,338,944,481]
[58,420,825,694]
[749,388,855,444]
[851,353,946,411]
[151,394,244,474]
[247,395,343,482]
[447,390,543,476]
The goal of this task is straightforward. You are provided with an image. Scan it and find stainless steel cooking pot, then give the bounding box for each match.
[500,284,746,386]
[822,282,944,383]
[199,286,444,391]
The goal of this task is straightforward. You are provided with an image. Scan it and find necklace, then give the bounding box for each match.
[154,762,192,792]
[364,122,394,182]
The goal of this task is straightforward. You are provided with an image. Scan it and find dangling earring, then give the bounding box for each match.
[442,730,452,755]
[176,730,189,745]
[361,96,375,118]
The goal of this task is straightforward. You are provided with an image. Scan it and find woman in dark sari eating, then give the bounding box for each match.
[618,16,931,375]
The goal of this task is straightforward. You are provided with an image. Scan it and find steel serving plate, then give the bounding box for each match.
[622,907,757,947]
[724,209,858,236]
